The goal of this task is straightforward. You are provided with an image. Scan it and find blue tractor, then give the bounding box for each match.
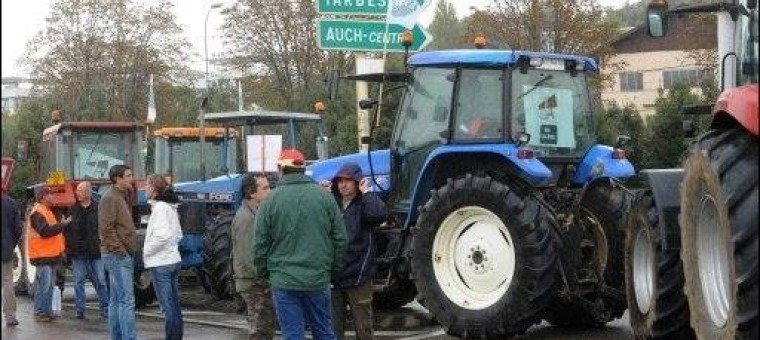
[308,49,636,337]
[165,109,329,304]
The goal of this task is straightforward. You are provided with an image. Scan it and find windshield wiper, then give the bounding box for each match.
[514,75,554,102]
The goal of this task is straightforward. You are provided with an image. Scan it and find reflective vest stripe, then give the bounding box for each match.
[26,203,65,260]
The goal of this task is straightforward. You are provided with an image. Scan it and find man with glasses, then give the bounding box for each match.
[98,165,137,340]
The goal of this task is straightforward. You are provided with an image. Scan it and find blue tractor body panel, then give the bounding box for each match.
[572,144,636,185]
[408,50,598,71]
[179,234,204,269]
[307,149,392,196]
[173,174,243,205]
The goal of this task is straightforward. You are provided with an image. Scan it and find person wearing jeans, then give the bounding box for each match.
[99,165,137,340]
[2,192,23,327]
[66,181,109,319]
[101,253,136,340]
[143,174,183,340]
[253,149,347,340]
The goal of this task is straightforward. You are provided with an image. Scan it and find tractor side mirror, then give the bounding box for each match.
[359,99,379,110]
[360,136,373,145]
[326,70,340,101]
[646,0,669,37]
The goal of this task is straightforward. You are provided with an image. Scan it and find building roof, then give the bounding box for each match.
[611,16,716,54]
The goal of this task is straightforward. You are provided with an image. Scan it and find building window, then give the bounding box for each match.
[620,72,643,92]
[663,69,712,89]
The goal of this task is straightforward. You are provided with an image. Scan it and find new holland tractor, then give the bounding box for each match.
[132,127,241,307]
[12,114,147,298]
[308,49,638,338]
[624,1,758,339]
[168,108,329,303]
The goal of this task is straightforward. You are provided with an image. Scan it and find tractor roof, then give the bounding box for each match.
[42,121,144,139]
[152,127,239,139]
[200,110,323,127]
[408,49,598,72]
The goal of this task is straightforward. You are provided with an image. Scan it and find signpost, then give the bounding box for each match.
[317,19,431,52]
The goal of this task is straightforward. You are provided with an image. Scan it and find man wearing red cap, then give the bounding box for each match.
[253,149,346,340]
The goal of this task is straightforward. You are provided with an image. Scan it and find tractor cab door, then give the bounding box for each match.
[389,67,455,215]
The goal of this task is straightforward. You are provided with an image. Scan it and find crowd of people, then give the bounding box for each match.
[1,149,389,340]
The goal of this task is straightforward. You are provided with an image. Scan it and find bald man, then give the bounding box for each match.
[64,182,109,319]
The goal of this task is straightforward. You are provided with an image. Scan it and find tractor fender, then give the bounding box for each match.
[405,144,552,226]
[572,144,636,185]
[640,169,684,252]
[712,84,758,136]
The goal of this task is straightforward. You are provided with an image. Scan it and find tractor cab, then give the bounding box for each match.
[151,127,239,184]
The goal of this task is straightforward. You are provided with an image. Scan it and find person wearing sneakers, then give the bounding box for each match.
[28,186,71,322]
[2,190,23,327]
[253,149,346,340]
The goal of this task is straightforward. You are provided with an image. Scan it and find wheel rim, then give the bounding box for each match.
[696,194,731,328]
[633,227,656,314]
[432,206,515,310]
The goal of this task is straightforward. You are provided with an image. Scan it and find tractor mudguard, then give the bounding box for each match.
[306,149,391,195]
[573,144,635,185]
[640,169,684,252]
[712,84,758,136]
[404,144,553,225]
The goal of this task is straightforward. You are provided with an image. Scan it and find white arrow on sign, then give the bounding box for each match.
[386,0,432,29]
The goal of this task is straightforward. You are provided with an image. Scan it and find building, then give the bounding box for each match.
[1,77,31,115]
[602,16,717,116]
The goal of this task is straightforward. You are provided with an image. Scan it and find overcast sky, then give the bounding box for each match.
[1,0,628,79]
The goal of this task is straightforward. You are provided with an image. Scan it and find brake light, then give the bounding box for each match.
[612,148,626,159]
[517,148,534,159]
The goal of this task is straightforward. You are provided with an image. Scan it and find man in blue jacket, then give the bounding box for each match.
[329,162,388,340]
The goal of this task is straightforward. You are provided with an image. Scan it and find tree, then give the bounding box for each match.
[426,1,466,50]
[467,0,620,62]
[21,0,192,122]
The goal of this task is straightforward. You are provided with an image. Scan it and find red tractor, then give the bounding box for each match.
[625,1,757,339]
[13,114,146,296]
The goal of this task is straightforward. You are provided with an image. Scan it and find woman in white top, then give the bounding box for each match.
[144,174,183,340]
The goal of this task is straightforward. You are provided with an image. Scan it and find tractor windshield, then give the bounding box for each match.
[511,68,596,158]
[52,130,146,181]
[154,137,238,183]
[737,0,758,85]
[392,67,454,152]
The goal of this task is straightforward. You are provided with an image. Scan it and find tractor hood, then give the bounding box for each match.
[172,174,243,203]
[306,149,391,196]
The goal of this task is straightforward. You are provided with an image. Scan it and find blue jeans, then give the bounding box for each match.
[272,287,336,340]
[102,252,136,340]
[150,263,183,340]
[32,264,54,316]
[72,257,109,316]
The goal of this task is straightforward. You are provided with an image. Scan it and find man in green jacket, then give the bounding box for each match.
[253,149,346,340]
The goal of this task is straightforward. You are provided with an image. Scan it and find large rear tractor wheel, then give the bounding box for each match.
[679,127,758,340]
[412,174,560,338]
[625,191,694,339]
[202,211,236,300]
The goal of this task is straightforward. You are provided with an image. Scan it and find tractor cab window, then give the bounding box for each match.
[393,67,455,152]
[511,68,595,158]
[60,130,146,180]
[165,138,237,182]
[454,69,504,140]
[738,1,758,85]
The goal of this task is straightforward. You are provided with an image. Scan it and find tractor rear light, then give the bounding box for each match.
[612,148,626,159]
[517,148,534,159]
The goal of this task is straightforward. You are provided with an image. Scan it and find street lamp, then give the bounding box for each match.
[200,1,223,181]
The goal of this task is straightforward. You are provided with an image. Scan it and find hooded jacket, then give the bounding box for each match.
[330,162,389,289]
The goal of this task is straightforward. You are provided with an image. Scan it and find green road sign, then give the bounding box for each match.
[316,0,429,16]
[317,19,432,52]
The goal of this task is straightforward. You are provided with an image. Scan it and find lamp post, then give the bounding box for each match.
[200,1,223,181]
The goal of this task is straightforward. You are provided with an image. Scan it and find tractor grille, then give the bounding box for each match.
[178,202,206,234]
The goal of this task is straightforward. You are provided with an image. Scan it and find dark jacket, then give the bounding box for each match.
[253,173,347,291]
[65,200,101,259]
[1,195,22,263]
[330,163,389,289]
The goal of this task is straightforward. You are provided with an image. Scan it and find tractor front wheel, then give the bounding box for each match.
[202,211,235,300]
[412,174,560,338]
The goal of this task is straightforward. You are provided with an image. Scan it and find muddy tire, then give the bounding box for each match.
[679,128,758,340]
[202,211,235,300]
[625,191,694,339]
[412,174,560,338]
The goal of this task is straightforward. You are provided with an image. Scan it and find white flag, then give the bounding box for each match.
[386,0,427,29]
[147,74,156,123]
